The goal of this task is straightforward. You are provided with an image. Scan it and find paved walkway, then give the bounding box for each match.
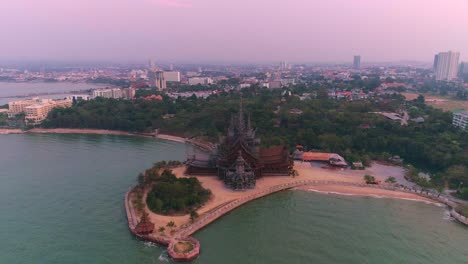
[126,179,467,261]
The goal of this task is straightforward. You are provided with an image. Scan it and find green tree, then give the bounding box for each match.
[459,188,468,200]
[137,173,145,188]
[190,210,199,222]
[364,174,376,184]
[166,221,176,230]
[444,165,467,188]
[385,176,397,184]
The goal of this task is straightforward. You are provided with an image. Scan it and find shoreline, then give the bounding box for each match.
[27,128,135,136]
[296,185,438,205]
[0,128,187,143]
[0,128,23,134]
[126,177,450,261]
[141,163,453,233]
[127,163,466,261]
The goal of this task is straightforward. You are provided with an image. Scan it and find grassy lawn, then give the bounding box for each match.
[456,205,468,217]
[173,241,195,253]
[402,92,468,112]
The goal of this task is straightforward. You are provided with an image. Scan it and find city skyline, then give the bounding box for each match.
[1,0,467,63]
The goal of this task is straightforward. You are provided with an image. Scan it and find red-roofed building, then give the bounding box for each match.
[301,152,347,167]
[143,94,163,101]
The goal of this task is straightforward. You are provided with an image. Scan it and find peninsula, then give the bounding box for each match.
[124,103,467,261]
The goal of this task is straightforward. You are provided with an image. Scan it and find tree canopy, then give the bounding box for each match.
[42,88,468,182]
[146,169,211,215]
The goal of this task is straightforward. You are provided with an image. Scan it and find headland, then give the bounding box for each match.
[125,160,454,261]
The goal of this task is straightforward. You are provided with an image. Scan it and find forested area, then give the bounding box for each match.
[42,87,468,187]
[145,169,211,215]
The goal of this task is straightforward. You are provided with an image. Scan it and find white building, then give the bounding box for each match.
[67,94,91,101]
[280,78,295,86]
[164,71,181,82]
[434,51,460,81]
[453,111,468,130]
[91,87,135,99]
[188,77,214,86]
[148,70,166,90]
[268,81,282,89]
[260,82,270,89]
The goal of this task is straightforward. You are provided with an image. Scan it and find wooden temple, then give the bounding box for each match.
[186,100,293,189]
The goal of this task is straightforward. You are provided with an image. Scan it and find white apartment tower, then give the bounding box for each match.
[148,70,166,90]
[434,51,460,81]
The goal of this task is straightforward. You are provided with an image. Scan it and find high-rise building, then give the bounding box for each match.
[353,56,361,69]
[279,61,287,70]
[148,71,166,90]
[433,51,460,81]
[459,62,468,75]
[148,58,155,69]
[433,54,439,70]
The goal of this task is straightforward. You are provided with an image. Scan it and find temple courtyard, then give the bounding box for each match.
[143,161,433,232]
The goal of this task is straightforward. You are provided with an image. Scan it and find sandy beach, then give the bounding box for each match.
[143,162,434,231]
[156,134,186,143]
[26,128,135,136]
[296,185,434,203]
[3,128,188,143]
[0,128,23,134]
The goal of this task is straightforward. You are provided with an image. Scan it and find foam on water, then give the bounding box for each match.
[158,251,170,262]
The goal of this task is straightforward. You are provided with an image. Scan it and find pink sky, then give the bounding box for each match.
[1,0,467,63]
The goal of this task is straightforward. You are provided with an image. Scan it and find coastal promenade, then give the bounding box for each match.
[125,179,466,261]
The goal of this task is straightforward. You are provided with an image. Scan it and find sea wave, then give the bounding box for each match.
[304,188,443,207]
[158,251,170,262]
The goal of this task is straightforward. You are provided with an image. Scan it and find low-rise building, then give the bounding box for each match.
[268,81,282,89]
[188,77,214,86]
[453,111,468,130]
[8,98,41,117]
[23,98,72,124]
[67,94,91,101]
[164,71,181,82]
[91,87,135,99]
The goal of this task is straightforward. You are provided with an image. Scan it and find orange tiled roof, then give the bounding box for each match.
[302,152,332,161]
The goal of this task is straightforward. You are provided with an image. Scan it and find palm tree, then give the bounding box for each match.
[166,220,177,235]
[166,221,176,229]
[158,226,165,234]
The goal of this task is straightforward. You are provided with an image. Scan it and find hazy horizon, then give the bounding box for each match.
[1,0,467,63]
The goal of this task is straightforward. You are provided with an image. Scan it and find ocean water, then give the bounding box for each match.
[0,82,108,105]
[0,134,467,264]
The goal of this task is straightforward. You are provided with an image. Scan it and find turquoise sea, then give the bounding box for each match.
[0,134,467,264]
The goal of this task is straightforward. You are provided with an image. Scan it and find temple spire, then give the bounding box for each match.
[238,97,245,132]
